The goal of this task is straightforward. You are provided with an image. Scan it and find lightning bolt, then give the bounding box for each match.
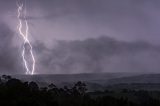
[17,0,36,75]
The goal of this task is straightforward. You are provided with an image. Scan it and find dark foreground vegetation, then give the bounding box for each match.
[0,75,160,106]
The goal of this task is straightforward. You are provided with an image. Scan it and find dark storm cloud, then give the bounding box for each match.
[29,0,160,43]
[1,0,160,43]
[0,23,23,74]
[35,36,160,74]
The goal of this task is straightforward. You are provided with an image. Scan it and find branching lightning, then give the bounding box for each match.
[17,0,35,75]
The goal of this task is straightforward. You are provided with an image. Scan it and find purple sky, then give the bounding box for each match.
[0,0,160,44]
[0,0,160,74]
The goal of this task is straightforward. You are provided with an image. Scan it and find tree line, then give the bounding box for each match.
[0,75,160,106]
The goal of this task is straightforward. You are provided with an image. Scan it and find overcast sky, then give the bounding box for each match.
[0,0,160,74]
[0,0,160,44]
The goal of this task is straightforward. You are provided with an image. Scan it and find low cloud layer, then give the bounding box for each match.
[35,36,160,74]
[0,23,160,74]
